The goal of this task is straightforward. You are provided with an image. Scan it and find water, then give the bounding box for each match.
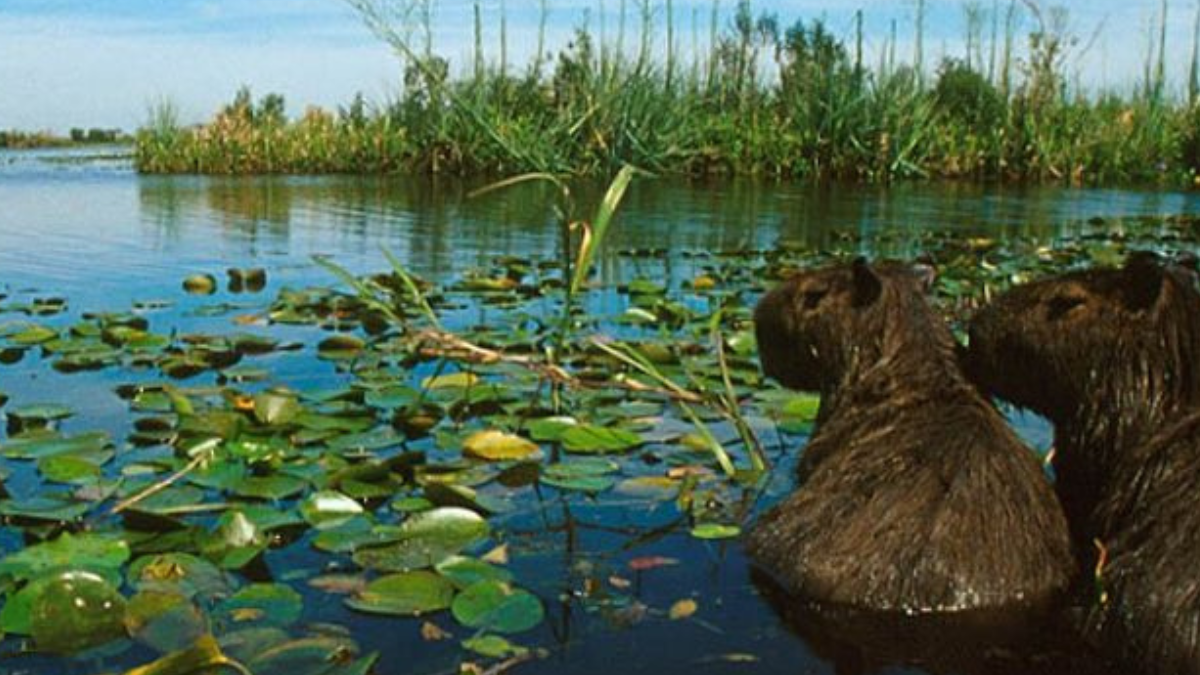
[2,147,1197,675]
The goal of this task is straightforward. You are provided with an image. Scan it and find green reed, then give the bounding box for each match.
[134,0,1200,186]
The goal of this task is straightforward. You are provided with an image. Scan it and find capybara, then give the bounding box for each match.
[964,251,1200,543]
[748,258,1073,615]
[964,252,1200,675]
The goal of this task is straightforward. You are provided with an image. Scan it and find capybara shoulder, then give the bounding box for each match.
[1085,411,1200,675]
[748,258,1072,615]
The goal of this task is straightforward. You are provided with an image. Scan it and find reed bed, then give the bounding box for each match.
[135,0,1200,185]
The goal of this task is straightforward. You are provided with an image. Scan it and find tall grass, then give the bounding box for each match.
[135,0,1200,185]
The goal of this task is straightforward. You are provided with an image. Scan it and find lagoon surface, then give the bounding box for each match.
[2,147,1198,675]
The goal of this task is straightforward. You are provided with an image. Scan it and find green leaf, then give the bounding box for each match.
[253,391,301,426]
[434,555,514,589]
[690,523,741,540]
[299,490,365,529]
[344,571,455,616]
[2,430,111,459]
[451,580,544,634]
[462,634,528,658]
[560,425,643,454]
[217,583,303,627]
[0,532,129,581]
[571,164,637,296]
[30,570,128,654]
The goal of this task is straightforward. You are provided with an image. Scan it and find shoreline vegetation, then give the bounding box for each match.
[134,0,1200,185]
[1,128,131,150]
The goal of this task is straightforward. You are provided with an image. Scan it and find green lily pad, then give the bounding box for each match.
[2,430,111,459]
[128,553,234,599]
[451,580,544,634]
[352,507,489,572]
[526,416,577,441]
[30,570,128,654]
[690,523,742,540]
[7,402,74,424]
[0,495,91,521]
[254,391,301,426]
[232,474,307,500]
[462,634,529,658]
[344,570,455,616]
[124,590,208,652]
[540,474,616,493]
[217,583,304,627]
[299,490,364,529]
[435,555,514,589]
[38,454,105,484]
[560,424,643,454]
[9,323,58,345]
[0,532,129,581]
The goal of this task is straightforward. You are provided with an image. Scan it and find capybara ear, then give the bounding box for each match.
[850,257,882,307]
[1121,251,1165,311]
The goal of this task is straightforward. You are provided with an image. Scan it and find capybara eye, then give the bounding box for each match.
[1045,295,1085,321]
[801,289,828,310]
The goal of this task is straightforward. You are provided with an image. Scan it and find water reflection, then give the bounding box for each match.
[134,174,1200,285]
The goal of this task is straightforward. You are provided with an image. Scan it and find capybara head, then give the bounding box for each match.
[755,258,938,392]
[965,251,1200,427]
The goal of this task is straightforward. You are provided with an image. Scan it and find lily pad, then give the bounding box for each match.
[124,590,209,652]
[421,371,479,390]
[560,424,643,454]
[344,571,455,616]
[451,580,544,634]
[0,532,129,581]
[217,583,304,627]
[352,507,489,572]
[299,490,365,529]
[30,570,128,654]
[182,274,218,295]
[690,523,742,540]
[462,430,542,461]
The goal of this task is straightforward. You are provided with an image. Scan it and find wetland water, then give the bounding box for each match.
[2,147,1199,675]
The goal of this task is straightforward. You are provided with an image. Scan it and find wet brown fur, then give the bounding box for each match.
[748,259,1073,614]
[964,252,1200,675]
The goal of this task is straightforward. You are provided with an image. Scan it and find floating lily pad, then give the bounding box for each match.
[451,580,544,634]
[421,372,479,390]
[2,430,111,459]
[462,430,542,461]
[352,507,489,572]
[182,274,218,295]
[317,334,365,360]
[299,490,364,529]
[344,571,455,616]
[435,555,514,589]
[0,532,129,581]
[124,590,208,652]
[690,523,741,540]
[462,634,529,658]
[30,570,128,654]
[217,583,303,627]
[560,425,643,454]
[253,391,301,426]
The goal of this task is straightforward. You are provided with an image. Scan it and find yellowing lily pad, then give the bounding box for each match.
[462,430,541,461]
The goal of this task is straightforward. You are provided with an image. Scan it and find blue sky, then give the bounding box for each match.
[0,0,1190,132]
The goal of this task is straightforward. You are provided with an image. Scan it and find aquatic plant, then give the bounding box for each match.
[133,1,1200,185]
